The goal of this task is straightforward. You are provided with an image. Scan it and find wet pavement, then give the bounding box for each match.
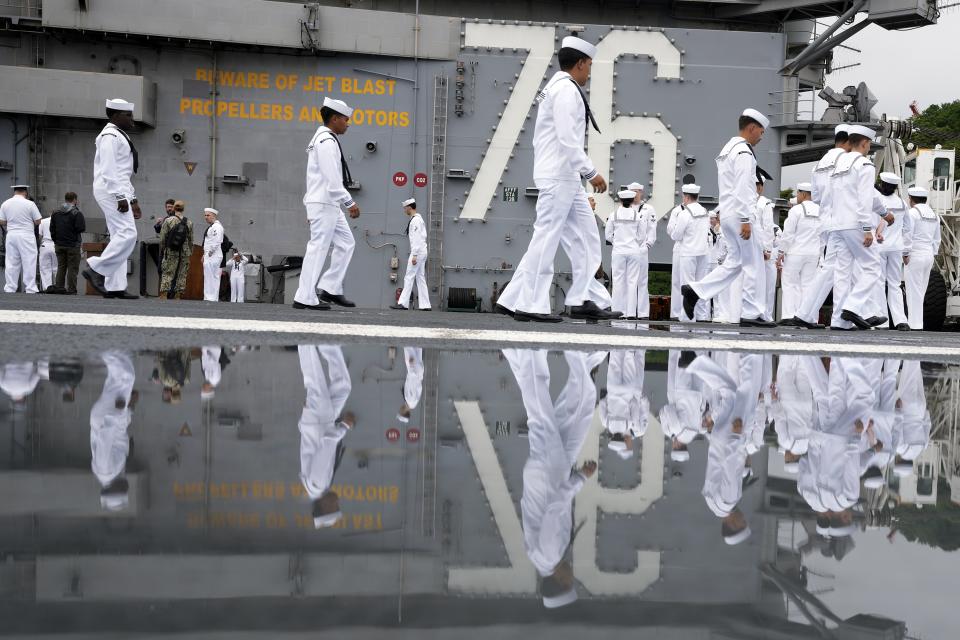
[1,335,957,638]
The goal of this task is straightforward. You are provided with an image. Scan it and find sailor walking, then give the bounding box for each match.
[681,109,773,327]
[495,37,619,322]
[90,351,137,511]
[777,183,822,319]
[668,184,710,321]
[228,249,248,303]
[391,198,431,311]
[0,185,41,293]
[397,346,424,423]
[202,207,224,301]
[904,186,941,330]
[200,345,222,401]
[38,214,57,292]
[872,173,913,330]
[605,189,655,318]
[83,98,141,299]
[600,349,649,459]
[294,97,360,311]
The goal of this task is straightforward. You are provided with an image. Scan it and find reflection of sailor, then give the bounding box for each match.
[90,351,137,511]
[600,349,648,459]
[0,361,41,403]
[770,355,814,474]
[505,348,604,608]
[201,346,222,401]
[894,360,931,477]
[298,344,353,529]
[397,346,424,423]
[660,350,706,463]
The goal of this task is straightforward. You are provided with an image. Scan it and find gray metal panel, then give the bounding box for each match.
[40,0,460,60]
[0,65,156,126]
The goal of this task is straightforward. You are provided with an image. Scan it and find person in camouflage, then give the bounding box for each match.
[158,200,193,299]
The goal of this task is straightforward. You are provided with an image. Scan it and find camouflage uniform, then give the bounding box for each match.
[158,214,194,298]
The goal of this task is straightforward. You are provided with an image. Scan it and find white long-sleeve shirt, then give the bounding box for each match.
[407,213,428,257]
[203,220,224,257]
[229,253,249,274]
[716,137,757,223]
[667,202,709,256]
[756,196,775,252]
[811,148,845,207]
[298,345,352,500]
[605,205,656,254]
[779,201,822,256]
[93,123,136,201]
[201,346,222,388]
[908,204,942,256]
[403,346,424,410]
[876,193,913,253]
[303,126,355,208]
[0,195,41,235]
[709,225,728,267]
[533,72,596,183]
[828,152,875,232]
[39,217,53,246]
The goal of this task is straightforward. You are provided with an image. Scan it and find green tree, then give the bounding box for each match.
[911,100,960,178]
[892,479,960,551]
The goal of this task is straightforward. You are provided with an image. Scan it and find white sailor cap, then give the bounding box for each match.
[783,461,800,475]
[908,186,928,198]
[847,124,876,140]
[396,413,410,424]
[627,182,645,192]
[741,108,770,129]
[671,450,690,462]
[829,524,857,538]
[323,96,354,118]
[879,172,900,185]
[542,586,578,609]
[560,36,597,59]
[682,184,701,195]
[11,184,29,190]
[834,124,850,135]
[607,439,634,460]
[201,388,216,400]
[863,474,886,490]
[106,98,134,112]
[617,189,636,200]
[402,198,416,207]
[893,462,914,477]
[797,182,812,193]
[203,207,219,216]
[709,209,719,219]
[100,493,130,512]
[724,526,752,546]
[313,510,343,529]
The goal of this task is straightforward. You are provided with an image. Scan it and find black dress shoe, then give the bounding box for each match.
[319,290,356,307]
[829,325,858,331]
[292,301,331,310]
[866,316,888,328]
[514,310,563,323]
[104,291,139,299]
[680,285,699,320]
[840,309,871,330]
[896,323,911,331]
[82,268,107,295]
[495,303,515,317]
[389,303,408,310]
[778,317,798,326]
[570,301,621,320]
[792,317,825,330]
[740,317,777,328]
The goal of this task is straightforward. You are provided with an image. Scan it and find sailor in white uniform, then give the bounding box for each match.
[0,185,41,293]
[681,109,773,328]
[298,344,353,529]
[872,173,913,330]
[600,349,648,459]
[755,173,778,320]
[397,346,424,423]
[294,97,360,311]
[893,359,931,479]
[391,198,431,311]
[90,351,137,511]
[783,125,851,328]
[669,184,710,321]
[495,37,619,323]
[605,189,655,318]
[777,183,822,319]
[228,249,249,303]
[0,361,41,403]
[504,348,604,608]
[38,214,57,291]
[770,355,815,473]
[201,208,224,301]
[904,187,941,331]
[660,350,707,463]
[201,345,222,401]
[83,98,141,299]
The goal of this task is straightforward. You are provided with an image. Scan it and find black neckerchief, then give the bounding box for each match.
[112,124,139,174]
[404,214,415,236]
[327,131,353,189]
[568,78,601,134]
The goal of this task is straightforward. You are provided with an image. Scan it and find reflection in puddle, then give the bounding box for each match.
[0,344,954,636]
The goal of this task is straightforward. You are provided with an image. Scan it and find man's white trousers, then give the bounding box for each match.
[203,253,222,301]
[398,253,431,309]
[88,191,137,293]
[3,232,38,293]
[295,204,355,306]
[611,250,649,318]
[780,253,819,320]
[689,216,764,321]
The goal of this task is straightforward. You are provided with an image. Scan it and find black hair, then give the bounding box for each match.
[320,106,340,125]
[105,107,129,119]
[165,198,176,206]
[834,130,849,144]
[848,133,871,146]
[878,181,898,197]
[64,192,78,202]
[406,202,417,210]
[685,193,699,202]
[558,47,590,71]
[619,196,634,207]
[738,115,763,130]
[911,195,928,204]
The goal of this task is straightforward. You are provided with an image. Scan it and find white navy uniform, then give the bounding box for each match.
[897,360,931,464]
[38,217,57,291]
[905,203,941,330]
[778,200,822,319]
[298,344,352,501]
[90,351,135,508]
[229,253,249,303]
[403,346,424,411]
[605,204,655,318]
[872,193,913,326]
[504,348,603,578]
[770,355,815,457]
[660,350,707,446]
[756,194,777,319]
[600,349,648,444]
[0,193,41,293]
[496,70,607,315]
[89,121,138,293]
[668,201,710,321]
[688,137,765,320]
[0,361,40,401]
[202,218,224,301]
[398,212,431,309]
[294,124,357,307]
[201,346,222,390]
